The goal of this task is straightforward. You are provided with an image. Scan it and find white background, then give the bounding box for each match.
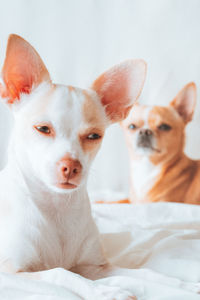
[0,0,200,195]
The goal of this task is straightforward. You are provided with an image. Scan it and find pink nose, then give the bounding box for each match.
[57,156,82,184]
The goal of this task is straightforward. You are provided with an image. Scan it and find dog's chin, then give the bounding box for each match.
[46,182,80,194]
[56,182,77,190]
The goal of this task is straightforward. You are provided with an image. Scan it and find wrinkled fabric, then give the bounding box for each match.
[0,202,200,299]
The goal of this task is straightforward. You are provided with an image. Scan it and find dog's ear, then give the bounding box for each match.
[0,34,51,104]
[91,59,147,123]
[170,82,196,123]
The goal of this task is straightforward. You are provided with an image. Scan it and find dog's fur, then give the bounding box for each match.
[0,35,199,299]
[120,82,200,204]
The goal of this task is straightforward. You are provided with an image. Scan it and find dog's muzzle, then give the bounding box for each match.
[137,129,153,148]
[56,155,82,189]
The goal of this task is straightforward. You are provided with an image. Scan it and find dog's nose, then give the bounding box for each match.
[139,129,153,136]
[57,157,82,181]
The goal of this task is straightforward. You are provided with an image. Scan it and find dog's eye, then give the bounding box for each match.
[87,133,101,140]
[128,124,137,130]
[35,125,51,134]
[158,124,171,131]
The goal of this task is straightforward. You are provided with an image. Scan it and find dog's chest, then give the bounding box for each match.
[130,158,161,202]
[34,214,77,269]
[0,204,86,272]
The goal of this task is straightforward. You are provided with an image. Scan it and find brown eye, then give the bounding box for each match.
[87,133,101,140]
[35,125,51,134]
[128,124,137,130]
[158,124,171,131]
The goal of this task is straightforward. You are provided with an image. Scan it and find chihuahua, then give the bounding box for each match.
[0,35,198,299]
[121,82,200,204]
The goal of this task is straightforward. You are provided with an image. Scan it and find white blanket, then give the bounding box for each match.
[0,202,200,300]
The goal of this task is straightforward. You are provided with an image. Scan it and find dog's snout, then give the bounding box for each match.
[57,156,82,186]
[137,128,154,150]
[61,160,81,178]
[60,159,82,180]
[139,129,153,136]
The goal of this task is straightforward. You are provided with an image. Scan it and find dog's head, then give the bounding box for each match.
[0,34,146,193]
[121,82,196,164]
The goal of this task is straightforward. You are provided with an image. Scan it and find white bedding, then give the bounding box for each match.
[0,202,200,300]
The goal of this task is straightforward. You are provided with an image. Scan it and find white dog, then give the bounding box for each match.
[0,35,198,299]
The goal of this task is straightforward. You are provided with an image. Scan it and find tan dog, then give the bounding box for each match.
[121,82,200,204]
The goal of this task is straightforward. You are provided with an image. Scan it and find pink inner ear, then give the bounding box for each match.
[2,34,50,103]
[94,71,130,118]
[92,60,147,122]
[170,82,196,123]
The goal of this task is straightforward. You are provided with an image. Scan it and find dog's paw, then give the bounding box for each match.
[94,284,137,300]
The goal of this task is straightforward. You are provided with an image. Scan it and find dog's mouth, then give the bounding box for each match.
[140,145,160,152]
[56,182,77,189]
[137,139,161,153]
[138,143,161,153]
